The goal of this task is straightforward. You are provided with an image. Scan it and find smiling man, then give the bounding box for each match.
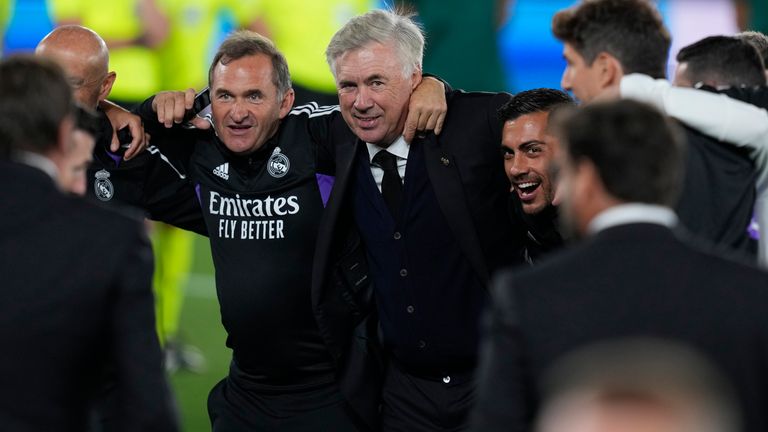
[130,29,447,432]
[552,0,758,258]
[320,9,523,431]
[500,88,575,263]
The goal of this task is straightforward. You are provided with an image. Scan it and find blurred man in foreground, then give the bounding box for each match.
[0,55,177,432]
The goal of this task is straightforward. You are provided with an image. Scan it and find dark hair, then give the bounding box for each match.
[561,99,685,206]
[0,55,74,156]
[498,88,575,123]
[208,30,292,97]
[552,0,671,79]
[737,31,768,69]
[677,36,766,87]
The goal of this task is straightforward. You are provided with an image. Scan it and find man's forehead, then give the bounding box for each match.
[212,55,274,84]
[336,42,400,74]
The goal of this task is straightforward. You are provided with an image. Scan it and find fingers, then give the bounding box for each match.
[155,91,190,128]
[185,88,196,110]
[403,117,417,143]
[191,115,211,130]
[122,116,147,160]
[434,112,446,136]
[110,130,120,152]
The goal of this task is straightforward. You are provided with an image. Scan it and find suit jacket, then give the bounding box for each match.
[471,222,768,432]
[0,160,177,432]
[311,90,521,429]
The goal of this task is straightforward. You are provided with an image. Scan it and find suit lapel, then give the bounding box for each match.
[421,135,490,284]
[312,138,361,309]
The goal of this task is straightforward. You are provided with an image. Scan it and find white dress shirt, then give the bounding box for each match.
[588,203,678,235]
[366,136,409,193]
[14,150,58,183]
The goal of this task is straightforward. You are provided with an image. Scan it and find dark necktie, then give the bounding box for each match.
[372,150,402,218]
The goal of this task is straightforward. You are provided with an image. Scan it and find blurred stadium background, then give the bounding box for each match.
[0,0,758,430]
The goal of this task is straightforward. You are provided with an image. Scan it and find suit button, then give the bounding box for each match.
[393,232,402,240]
[443,376,451,384]
[406,305,415,314]
[418,340,426,349]
[440,156,450,166]
[400,268,408,277]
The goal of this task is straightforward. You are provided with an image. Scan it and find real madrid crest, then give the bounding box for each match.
[267,146,290,178]
[94,169,114,201]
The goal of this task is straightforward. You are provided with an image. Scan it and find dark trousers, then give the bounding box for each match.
[381,361,475,432]
[207,362,363,432]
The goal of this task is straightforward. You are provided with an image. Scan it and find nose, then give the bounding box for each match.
[509,155,528,178]
[354,85,374,111]
[560,67,572,91]
[230,100,248,122]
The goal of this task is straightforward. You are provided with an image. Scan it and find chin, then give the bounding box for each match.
[356,131,385,145]
[523,202,547,216]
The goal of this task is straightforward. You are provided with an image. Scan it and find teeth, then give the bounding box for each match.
[518,182,538,188]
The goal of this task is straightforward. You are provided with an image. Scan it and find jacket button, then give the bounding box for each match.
[443,376,451,384]
[440,157,450,166]
[418,340,426,349]
[393,232,402,240]
[400,268,408,277]
[406,305,415,314]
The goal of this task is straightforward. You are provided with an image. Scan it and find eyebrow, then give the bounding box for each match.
[213,88,264,97]
[520,140,546,150]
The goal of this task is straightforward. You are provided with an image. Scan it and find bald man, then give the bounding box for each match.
[35,25,205,233]
[36,25,116,110]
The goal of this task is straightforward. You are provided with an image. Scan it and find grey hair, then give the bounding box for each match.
[326,9,424,79]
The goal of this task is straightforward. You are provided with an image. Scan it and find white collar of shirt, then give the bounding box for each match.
[588,203,678,235]
[14,150,58,183]
[366,136,410,164]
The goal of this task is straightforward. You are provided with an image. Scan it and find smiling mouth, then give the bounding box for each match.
[514,181,541,200]
[354,114,380,128]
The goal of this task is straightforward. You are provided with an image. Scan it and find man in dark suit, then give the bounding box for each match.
[0,56,177,432]
[318,9,524,430]
[470,99,768,432]
[553,0,757,258]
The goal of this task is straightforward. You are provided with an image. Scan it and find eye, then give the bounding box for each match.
[248,93,262,102]
[501,148,514,160]
[217,93,232,101]
[371,80,384,88]
[526,146,543,156]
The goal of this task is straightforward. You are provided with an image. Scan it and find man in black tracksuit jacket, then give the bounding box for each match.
[86,108,206,234]
[122,30,446,431]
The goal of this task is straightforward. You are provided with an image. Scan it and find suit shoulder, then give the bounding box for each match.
[63,195,145,237]
[447,90,512,109]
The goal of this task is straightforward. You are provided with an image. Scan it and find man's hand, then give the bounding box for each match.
[152,88,195,128]
[151,88,211,130]
[403,76,447,142]
[100,100,148,160]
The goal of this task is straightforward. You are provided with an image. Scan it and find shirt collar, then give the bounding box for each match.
[366,136,410,163]
[588,203,678,235]
[13,150,58,183]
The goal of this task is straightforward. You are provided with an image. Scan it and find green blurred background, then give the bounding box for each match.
[170,235,226,432]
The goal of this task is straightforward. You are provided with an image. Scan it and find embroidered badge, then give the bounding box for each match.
[267,147,290,178]
[94,169,114,201]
